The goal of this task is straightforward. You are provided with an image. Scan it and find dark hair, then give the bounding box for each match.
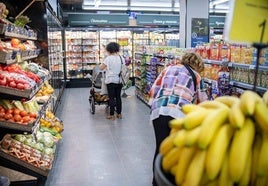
[106,42,120,54]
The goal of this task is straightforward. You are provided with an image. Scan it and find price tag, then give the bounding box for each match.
[249,65,256,70]
[224,0,268,44]
[16,52,22,63]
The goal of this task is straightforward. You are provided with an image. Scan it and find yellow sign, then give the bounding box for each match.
[224,0,268,44]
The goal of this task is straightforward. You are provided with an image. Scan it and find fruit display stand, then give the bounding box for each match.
[154,90,268,186]
[0,14,63,185]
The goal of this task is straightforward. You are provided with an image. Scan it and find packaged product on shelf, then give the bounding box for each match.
[240,45,253,64]
[210,64,221,80]
[217,67,230,96]
[230,43,241,63]
[218,42,230,61]
[203,64,212,79]
[248,69,261,86]
[209,42,219,60]
[261,70,268,88]
[237,66,249,84]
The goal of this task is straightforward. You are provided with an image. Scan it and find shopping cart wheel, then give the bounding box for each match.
[89,96,95,114]
[90,97,95,114]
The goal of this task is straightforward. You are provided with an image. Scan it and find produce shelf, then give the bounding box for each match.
[0,115,41,134]
[0,150,50,177]
[0,84,40,99]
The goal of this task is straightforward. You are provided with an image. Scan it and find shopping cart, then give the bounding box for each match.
[88,66,109,114]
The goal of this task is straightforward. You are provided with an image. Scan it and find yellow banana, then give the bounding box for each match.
[254,101,268,133]
[240,90,262,116]
[228,100,245,129]
[255,176,268,186]
[198,107,229,149]
[173,129,187,147]
[159,132,177,156]
[262,90,268,106]
[170,128,179,135]
[205,124,234,180]
[206,180,219,186]
[251,134,262,185]
[175,146,196,185]
[184,126,202,147]
[228,118,255,182]
[182,150,206,186]
[183,108,211,130]
[257,132,268,176]
[169,118,184,130]
[181,104,202,114]
[170,164,178,176]
[214,95,240,107]
[162,147,182,172]
[219,154,233,186]
[198,100,229,110]
[238,149,252,186]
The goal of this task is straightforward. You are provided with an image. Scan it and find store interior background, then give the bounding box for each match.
[1,0,229,90]
[2,0,268,186]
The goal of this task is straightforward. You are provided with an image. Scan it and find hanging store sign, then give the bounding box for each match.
[224,0,268,44]
[136,15,179,26]
[209,16,225,28]
[191,18,209,47]
[68,14,129,26]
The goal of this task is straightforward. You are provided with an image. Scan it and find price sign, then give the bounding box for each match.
[118,38,128,46]
[224,0,268,44]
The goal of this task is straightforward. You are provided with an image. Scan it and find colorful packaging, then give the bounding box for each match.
[219,42,230,61]
[210,42,219,60]
[217,67,230,96]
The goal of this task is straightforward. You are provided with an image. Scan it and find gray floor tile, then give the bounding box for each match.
[45,87,155,186]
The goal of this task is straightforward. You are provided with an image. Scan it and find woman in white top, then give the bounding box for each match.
[100,42,124,120]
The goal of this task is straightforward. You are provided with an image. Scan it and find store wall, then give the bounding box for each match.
[179,0,209,48]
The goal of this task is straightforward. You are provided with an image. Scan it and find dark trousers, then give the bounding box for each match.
[107,83,123,115]
[152,115,174,186]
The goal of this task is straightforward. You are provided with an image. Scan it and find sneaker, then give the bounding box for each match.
[117,114,122,119]
[107,115,115,120]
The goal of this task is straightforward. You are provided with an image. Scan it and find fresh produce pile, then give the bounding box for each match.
[40,110,64,138]
[159,90,268,186]
[0,98,39,125]
[0,130,58,170]
[0,63,41,90]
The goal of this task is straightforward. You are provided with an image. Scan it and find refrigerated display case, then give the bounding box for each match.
[65,30,99,79]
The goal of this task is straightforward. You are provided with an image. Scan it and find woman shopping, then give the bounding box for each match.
[99,42,124,120]
[149,52,208,185]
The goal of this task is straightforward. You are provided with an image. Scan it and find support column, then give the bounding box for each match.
[179,0,209,48]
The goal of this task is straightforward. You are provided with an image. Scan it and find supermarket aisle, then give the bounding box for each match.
[45,86,155,186]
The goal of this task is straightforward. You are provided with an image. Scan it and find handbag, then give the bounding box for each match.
[118,55,131,86]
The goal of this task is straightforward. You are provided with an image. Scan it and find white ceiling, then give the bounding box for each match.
[80,0,229,13]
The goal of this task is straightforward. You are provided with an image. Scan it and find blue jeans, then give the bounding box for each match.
[107,83,123,115]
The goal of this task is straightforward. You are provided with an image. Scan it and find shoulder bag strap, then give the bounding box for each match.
[118,55,124,84]
[183,64,197,92]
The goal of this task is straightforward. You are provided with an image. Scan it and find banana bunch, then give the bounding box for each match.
[159,90,268,186]
[36,81,54,97]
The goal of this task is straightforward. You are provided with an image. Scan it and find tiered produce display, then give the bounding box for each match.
[0,3,64,184]
[158,90,268,186]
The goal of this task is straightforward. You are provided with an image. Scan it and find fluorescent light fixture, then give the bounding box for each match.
[94,0,101,7]
[130,6,179,12]
[131,2,171,7]
[210,0,229,6]
[82,5,128,11]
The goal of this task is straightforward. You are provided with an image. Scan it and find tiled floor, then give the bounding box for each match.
[45,87,155,186]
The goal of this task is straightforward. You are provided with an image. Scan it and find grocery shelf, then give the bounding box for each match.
[230,80,268,93]
[203,59,229,66]
[229,62,268,71]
